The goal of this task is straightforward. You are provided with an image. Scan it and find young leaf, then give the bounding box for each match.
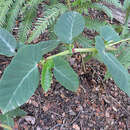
[0,114,14,128]
[41,60,54,92]
[0,108,26,129]
[53,57,79,92]
[54,11,85,44]
[0,40,60,113]
[6,108,27,118]
[99,26,120,42]
[95,36,130,96]
[0,28,17,56]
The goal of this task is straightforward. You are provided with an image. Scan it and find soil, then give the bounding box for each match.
[0,0,130,129]
[0,53,130,130]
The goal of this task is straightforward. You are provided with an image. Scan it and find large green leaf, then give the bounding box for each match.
[0,40,60,113]
[54,11,85,44]
[99,26,120,42]
[0,28,17,56]
[53,57,79,91]
[41,60,54,92]
[95,36,130,96]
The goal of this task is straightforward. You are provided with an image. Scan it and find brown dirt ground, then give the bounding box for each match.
[0,54,130,130]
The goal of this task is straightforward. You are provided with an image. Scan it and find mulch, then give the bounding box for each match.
[1,53,130,130]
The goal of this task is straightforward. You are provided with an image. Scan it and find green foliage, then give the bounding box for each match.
[0,0,124,44]
[0,28,17,56]
[76,35,93,48]
[85,16,108,32]
[117,44,130,69]
[96,37,130,96]
[95,26,130,96]
[122,0,130,38]
[0,0,13,26]
[70,0,117,32]
[5,0,25,32]
[92,3,113,19]
[41,60,54,92]
[0,38,60,113]
[53,57,79,92]
[18,0,42,42]
[54,11,85,44]
[123,0,130,10]
[28,3,67,43]
[0,9,130,128]
[0,108,26,129]
[100,0,122,8]
[0,0,67,44]
[99,25,120,42]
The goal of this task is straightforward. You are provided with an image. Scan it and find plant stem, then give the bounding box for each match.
[107,37,130,47]
[41,37,130,63]
[0,124,12,130]
[47,48,97,60]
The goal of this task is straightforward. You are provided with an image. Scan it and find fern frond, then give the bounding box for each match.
[85,16,108,32]
[115,43,130,69]
[0,0,14,27]
[5,0,25,32]
[92,3,113,19]
[27,3,67,43]
[18,0,42,43]
[48,26,57,40]
[123,0,130,10]
[71,0,93,14]
[122,3,130,38]
[100,0,122,8]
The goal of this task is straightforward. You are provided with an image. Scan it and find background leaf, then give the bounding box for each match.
[0,28,16,56]
[76,35,93,48]
[117,44,130,70]
[0,40,60,113]
[53,57,79,92]
[99,26,120,42]
[54,11,85,44]
[41,60,54,92]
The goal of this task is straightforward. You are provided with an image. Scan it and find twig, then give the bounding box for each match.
[48,110,63,118]
[50,124,61,130]
[70,111,81,125]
